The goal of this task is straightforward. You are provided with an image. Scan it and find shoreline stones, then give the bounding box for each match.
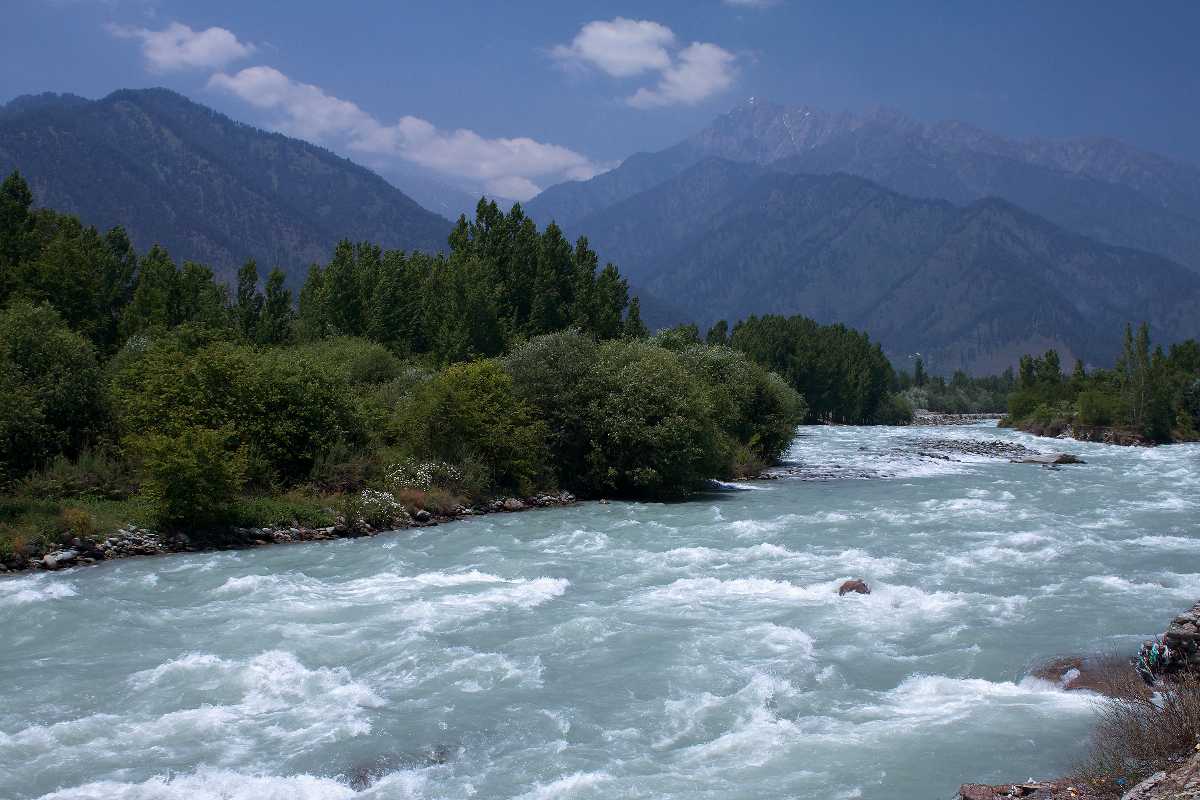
[911,411,1003,427]
[0,491,577,576]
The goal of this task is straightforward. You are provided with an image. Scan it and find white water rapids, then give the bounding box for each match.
[1,423,1198,799]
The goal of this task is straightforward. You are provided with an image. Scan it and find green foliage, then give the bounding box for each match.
[107,334,363,484]
[1076,389,1120,427]
[578,340,726,499]
[0,302,104,480]
[135,426,245,530]
[902,369,1014,413]
[674,344,806,469]
[398,360,548,496]
[1005,327,1200,442]
[730,314,901,424]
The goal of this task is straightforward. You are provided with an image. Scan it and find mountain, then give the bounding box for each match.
[527,99,1200,275]
[573,158,1200,374]
[0,89,453,284]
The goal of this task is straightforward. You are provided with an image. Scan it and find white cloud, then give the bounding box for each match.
[106,21,254,72]
[628,42,737,109]
[551,17,675,78]
[208,66,604,201]
[552,18,736,109]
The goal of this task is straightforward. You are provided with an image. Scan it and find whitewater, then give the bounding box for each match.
[2,423,1198,799]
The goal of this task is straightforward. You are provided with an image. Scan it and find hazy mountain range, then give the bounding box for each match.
[3,89,1199,372]
[526,98,1200,372]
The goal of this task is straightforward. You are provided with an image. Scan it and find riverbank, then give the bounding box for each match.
[1000,416,1158,447]
[0,491,576,576]
[958,602,1200,800]
[911,410,1003,426]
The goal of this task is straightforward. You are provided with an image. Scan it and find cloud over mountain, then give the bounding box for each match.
[553,17,737,108]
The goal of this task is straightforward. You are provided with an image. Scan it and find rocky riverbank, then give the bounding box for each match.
[911,410,1004,426]
[0,491,576,576]
[1001,417,1157,447]
[958,602,1200,800]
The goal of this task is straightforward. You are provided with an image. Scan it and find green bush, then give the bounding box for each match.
[107,335,363,485]
[0,302,104,480]
[20,448,132,500]
[579,339,725,499]
[674,344,807,466]
[397,359,548,496]
[1076,389,1121,427]
[287,337,404,385]
[135,427,245,531]
[504,330,600,484]
[874,392,915,425]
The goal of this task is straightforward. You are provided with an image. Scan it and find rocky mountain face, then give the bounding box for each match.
[528,98,1200,274]
[573,158,1200,374]
[0,89,453,284]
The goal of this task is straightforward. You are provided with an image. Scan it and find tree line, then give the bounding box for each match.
[0,170,814,558]
[1003,325,1200,442]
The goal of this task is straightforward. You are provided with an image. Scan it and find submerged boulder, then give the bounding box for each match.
[838,579,870,596]
[1011,453,1085,465]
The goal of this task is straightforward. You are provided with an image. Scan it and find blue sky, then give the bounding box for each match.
[5,1,1200,201]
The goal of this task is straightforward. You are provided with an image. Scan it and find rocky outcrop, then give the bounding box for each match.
[0,492,577,576]
[1163,602,1200,672]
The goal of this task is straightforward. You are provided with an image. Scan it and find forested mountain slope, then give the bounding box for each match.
[0,89,452,283]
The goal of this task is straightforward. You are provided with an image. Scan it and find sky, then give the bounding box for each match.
[4,1,1200,202]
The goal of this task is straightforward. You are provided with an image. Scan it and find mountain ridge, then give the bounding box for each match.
[0,88,453,284]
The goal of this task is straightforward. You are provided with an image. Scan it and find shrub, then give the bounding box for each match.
[675,345,807,467]
[108,336,364,485]
[384,459,464,493]
[579,339,725,499]
[58,507,97,538]
[1075,671,1200,796]
[1076,389,1121,427]
[504,329,600,488]
[20,449,133,500]
[233,492,333,529]
[0,302,104,479]
[874,392,915,426]
[287,337,404,385]
[357,489,408,528]
[135,427,245,531]
[397,360,548,496]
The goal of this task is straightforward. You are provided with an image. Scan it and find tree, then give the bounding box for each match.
[706,320,729,347]
[913,356,927,387]
[121,246,176,336]
[0,170,35,275]
[624,296,648,339]
[258,267,294,345]
[235,259,263,341]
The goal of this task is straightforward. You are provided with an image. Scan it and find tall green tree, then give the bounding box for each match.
[234,259,263,341]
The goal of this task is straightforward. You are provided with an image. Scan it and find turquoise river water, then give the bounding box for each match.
[1,423,1198,799]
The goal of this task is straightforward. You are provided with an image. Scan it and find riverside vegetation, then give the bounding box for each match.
[0,170,912,567]
[1000,326,1200,445]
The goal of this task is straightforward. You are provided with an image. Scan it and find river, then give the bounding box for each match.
[2,423,1198,799]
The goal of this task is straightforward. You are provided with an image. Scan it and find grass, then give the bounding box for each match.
[0,494,152,559]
